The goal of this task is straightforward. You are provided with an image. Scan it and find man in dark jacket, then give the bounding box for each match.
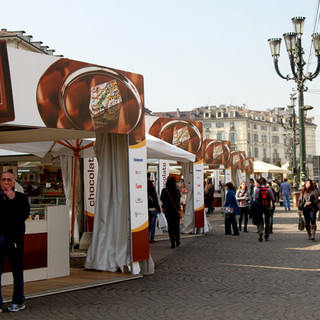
[0,171,30,312]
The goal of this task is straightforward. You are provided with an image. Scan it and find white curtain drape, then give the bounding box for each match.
[181,162,194,234]
[85,132,130,272]
[60,155,82,244]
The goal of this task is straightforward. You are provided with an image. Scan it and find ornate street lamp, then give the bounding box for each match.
[268,17,320,187]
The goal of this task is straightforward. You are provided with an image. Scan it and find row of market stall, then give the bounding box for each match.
[0,40,261,287]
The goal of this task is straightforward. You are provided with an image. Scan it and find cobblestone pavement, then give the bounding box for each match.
[2,206,320,319]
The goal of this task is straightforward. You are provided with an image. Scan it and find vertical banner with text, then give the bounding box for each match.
[159,160,170,192]
[193,160,204,228]
[83,157,98,232]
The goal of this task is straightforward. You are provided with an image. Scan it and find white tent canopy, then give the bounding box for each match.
[254,160,291,174]
[146,134,195,162]
[0,134,195,162]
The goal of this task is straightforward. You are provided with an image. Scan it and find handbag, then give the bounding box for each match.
[298,211,305,231]
[223,206,233,214]
[166,189,184,219]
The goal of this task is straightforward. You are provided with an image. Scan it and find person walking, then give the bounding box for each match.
[266,181,276,234]
[236,181,250,232]
[160,176,181,248]
[204,178,214,214]
[147,179,160,244]
[0,171,30,312]
[254,177,275,242]
[298,179,320,241]
[224,182,240,236]
[280,179,291,211]
[272,180,280,204]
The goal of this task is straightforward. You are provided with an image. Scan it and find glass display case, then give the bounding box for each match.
[28,196,66,220]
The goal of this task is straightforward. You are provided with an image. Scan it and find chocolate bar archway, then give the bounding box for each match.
[205,140,231,164]
[158,120,202,154]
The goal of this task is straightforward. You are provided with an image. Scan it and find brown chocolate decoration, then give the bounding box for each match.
[36,59,143,134]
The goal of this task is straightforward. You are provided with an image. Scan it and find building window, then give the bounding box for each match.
[230,122,235,129]
[262,135,267,143]
[254,147,259,157]
[204,122,211,129]
[217,132,223,140]
[248,122,250,128]
[230,132,236,143]
[216,123,224,128]
[263,148,267,158]
[217,112,222,117]
[248,133,251,141]
[261,125,267,131]
[230,112,234,117]
[272,136,279,143]
[254,134,259,142]
[272,126,278,132]
[231,146,236,151]
[254,124,257,129]
[273,149,279,160]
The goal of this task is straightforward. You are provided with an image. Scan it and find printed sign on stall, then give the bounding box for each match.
[83,157,98,232]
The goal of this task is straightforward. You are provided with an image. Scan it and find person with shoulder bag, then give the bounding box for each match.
[236,181,250,232]
[160,176,182,248]
[299,179,319,241]
[224,182,240,236]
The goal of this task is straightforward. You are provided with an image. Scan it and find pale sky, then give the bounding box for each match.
[2,0,320,149]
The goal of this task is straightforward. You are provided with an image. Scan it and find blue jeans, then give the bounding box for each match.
[148,209,158,241]
[269,206,275,231]
[282,194,290,209]
[303,206,317,227]
[0,235,25,307]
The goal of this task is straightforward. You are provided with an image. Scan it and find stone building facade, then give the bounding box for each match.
[153,104,317,172]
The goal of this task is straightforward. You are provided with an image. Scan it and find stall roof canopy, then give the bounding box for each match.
[254,160,291,174]
[0,132,195,163]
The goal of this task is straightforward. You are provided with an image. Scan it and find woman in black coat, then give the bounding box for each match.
[160,176,181,248]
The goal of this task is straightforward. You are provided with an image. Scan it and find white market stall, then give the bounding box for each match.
[0,41,150,278]
[0,133,196,274]
[254,160,291,174]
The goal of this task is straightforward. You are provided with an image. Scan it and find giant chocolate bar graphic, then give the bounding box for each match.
[0,41,15,122]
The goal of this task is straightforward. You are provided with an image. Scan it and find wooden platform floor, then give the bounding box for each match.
[2,268,141,303]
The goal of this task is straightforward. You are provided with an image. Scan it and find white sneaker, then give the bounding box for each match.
[7,303,25,312]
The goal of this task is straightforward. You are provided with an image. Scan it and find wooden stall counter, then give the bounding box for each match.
[2,205,70,285]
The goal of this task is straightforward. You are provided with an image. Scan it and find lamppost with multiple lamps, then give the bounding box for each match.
[268,17,320,187]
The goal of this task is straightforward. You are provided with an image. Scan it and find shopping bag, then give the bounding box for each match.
[158,212,167,229]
